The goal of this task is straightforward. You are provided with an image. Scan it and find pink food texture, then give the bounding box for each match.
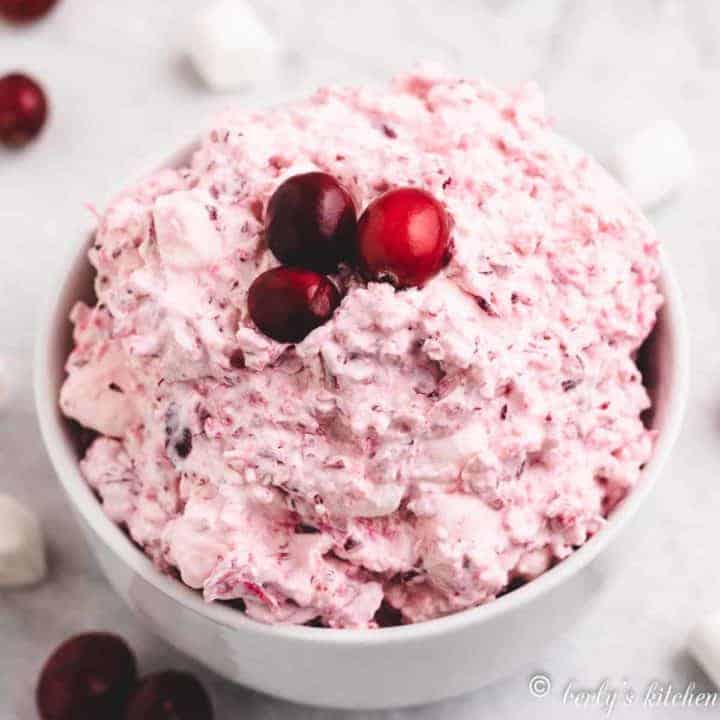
[60,68,662,628]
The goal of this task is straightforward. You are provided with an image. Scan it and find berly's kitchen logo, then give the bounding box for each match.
[529,673,720,716]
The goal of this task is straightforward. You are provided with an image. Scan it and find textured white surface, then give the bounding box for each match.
[1,0,719,717]
[0,494,46,587]
[188,0,280,91]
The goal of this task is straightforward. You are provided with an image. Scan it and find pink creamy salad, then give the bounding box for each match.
[60,69,662,628]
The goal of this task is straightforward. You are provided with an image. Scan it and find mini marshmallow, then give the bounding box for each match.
[612,119,693,210]
[188,0,280,92]
[688,610,720,688]
[0,355,13,412]
[0,495,47,588]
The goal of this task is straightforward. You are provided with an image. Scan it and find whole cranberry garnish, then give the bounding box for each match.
[0,0,58,22]
[266,172,357,273]
[124,672,213,720]
[357,187,450,288]
[0,73,48,147]
[36,633,137,720]
[248,266,340,343]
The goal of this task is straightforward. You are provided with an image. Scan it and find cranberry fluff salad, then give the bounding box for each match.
[60,69,662,629]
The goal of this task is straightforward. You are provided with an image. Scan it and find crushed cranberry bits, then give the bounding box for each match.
[248,267,340,343]
[36,633,137,720]
[0,73,48,147]
[357,187,450,288]
[0,0,58,22]
[266,172,357,273]
[250,174,451,342]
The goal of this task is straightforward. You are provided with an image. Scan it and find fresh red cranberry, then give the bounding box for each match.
[357,187,450,288]
[0,0,57,22]
[248,267,340,343]
[266,172,357,273]
[0,73,48,147]
[36,633,137,720]
[124,672,213,720]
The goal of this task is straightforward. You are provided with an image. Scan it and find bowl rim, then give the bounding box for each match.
[33,150,689,648]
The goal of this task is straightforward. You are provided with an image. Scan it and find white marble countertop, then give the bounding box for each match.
[2,0,720,717]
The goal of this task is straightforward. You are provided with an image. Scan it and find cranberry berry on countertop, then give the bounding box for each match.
[248,266,340,343]
[266,172,357,273]
[357,187,450,288]
[124,671,213,720]
[0,0,58,22]
[36,633,138,720]
[0,72,48,147]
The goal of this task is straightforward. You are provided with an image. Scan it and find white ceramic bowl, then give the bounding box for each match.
[34,145,689,710]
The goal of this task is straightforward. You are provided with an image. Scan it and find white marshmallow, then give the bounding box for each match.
[0,495,47,587]
[188,0,280,92]
[422,422,486,466]
[153,190,224,269]
[0,355,13,412]
[612,119,693,210]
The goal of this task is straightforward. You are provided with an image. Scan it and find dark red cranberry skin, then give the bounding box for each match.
[124,672,213,720]
[374,600,404,628]
[357,187,450,288]
[266,172,357,273]
[249,267,340,343]
[0,0,57,22]
[0,73,48,147]
[36,633,137,720]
